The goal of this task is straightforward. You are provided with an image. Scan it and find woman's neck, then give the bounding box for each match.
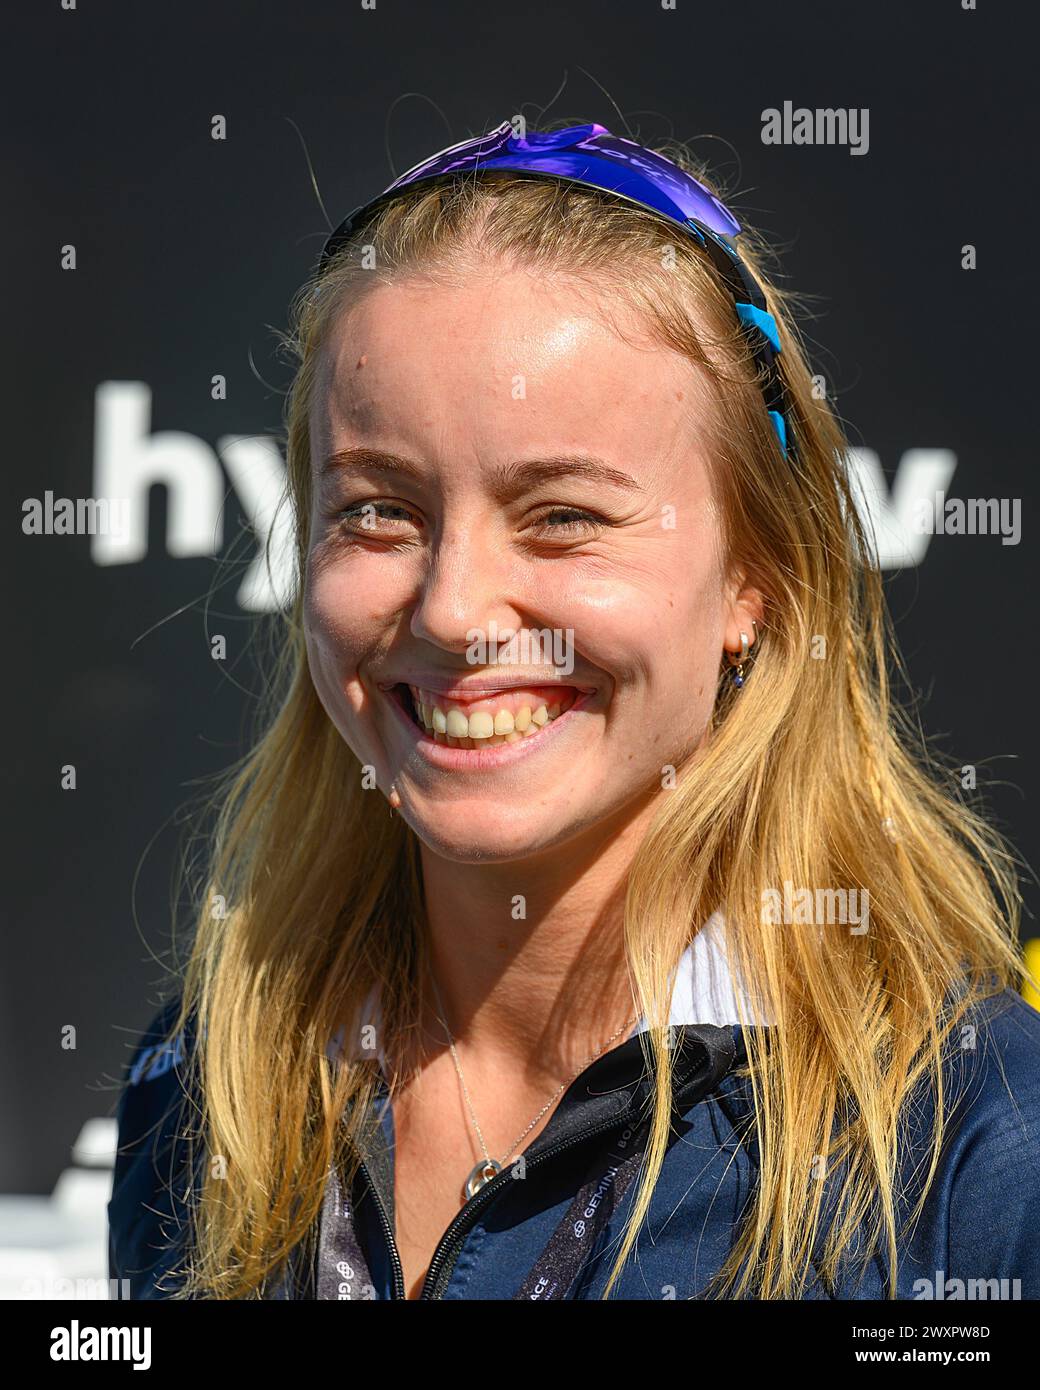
[414,797,658,1086]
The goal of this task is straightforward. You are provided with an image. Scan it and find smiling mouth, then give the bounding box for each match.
[391,683,580,748]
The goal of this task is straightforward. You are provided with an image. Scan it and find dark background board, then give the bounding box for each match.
[3,0,1036,1193]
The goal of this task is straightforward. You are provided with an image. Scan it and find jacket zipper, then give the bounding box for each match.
[418,1104,640,1300]
[347,1111,633,1301]
[350,1047,716,1301]
[352,1150,406,1300]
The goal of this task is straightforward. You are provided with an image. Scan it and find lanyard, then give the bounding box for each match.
[316,1111,650,1301]
[317,1164,377,1300]
[512,1114,650,1300]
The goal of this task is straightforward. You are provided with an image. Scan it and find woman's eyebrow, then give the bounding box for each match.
[319,446,423,482]
[320,446,645,495]
[490,455,646,497]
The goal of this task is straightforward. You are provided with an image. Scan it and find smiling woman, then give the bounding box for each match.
[108,119,1040,1303]
[302,260,751,869]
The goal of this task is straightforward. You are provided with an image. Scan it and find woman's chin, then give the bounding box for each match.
[401,808,574,866]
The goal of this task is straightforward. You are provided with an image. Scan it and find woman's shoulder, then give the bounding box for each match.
[945,984,1040,1111]
[900,985,1040,1180]
[918,986,1040,1296]
[108,995,200,1299]
[944,985,1040,1162]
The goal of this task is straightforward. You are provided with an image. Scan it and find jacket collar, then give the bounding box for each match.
[344,1018,744,1251]
[522,1019,741,1164]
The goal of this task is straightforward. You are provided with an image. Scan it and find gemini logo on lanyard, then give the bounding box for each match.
[513,1117,650,1301]
[318,1165,378,1300]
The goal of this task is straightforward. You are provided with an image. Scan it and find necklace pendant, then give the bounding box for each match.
[463,1159,502,1202]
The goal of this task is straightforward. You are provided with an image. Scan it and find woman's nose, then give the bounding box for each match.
[408,525,521,653]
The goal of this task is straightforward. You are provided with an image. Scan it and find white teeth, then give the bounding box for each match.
[404,684,580,746]
[445,709,469,738]
[467,711,495,740]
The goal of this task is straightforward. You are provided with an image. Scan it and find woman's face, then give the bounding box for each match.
[304,267,760,863]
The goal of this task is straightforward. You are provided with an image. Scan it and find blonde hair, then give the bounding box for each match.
[159,132,1029,1300]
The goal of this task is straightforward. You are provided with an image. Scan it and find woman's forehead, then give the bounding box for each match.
[311,273,716,479]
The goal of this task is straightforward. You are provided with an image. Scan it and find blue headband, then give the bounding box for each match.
[320,120,789,458]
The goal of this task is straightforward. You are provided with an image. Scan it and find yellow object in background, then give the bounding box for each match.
[1023,938,1040,1010]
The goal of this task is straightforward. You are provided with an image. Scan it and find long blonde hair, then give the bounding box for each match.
[160,131,1029,1299]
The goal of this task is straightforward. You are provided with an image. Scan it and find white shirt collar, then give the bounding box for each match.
[635,909,768,1032]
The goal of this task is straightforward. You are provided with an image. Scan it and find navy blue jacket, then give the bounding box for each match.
[108,986,1040,1299]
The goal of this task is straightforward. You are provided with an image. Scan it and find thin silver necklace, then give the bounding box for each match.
[426,969,639,1204]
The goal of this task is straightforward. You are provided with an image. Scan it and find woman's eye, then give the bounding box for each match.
[337,501,418,532]
[530,507,605,539]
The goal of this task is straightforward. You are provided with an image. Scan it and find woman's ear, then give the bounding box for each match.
[722,566,766,658]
